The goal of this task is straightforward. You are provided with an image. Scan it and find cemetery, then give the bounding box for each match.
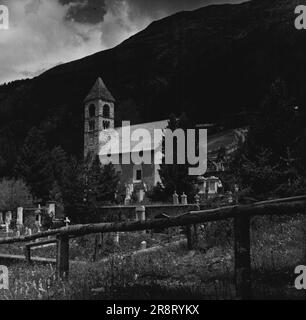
[0,194,306,300]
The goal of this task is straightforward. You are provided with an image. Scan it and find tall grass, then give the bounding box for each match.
[0,215,306,299]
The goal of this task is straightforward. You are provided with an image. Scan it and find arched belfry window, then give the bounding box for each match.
[89,104,96,118]
[103,104,110,118]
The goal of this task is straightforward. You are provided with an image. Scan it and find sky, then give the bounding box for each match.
[0,0,246,84]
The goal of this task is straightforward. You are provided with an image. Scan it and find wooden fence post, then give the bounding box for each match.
[136,206,146,234]
[186,225,194,250]
[186,205,200,250]
[24,246,31,264]
[57,234,69,280]
[234,213,251,299]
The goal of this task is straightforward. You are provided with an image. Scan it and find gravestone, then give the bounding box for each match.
[181,193,188,205]
[138,189,145,202]
[124,195,131,205]
[5,222,9,234]
[17,207,23,226]
[5,211,12,224]
[173,192,179,205]
[48,202,56,218]
[140,241,147,250]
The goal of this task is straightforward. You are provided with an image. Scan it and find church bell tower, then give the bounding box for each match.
[84,77,115,158]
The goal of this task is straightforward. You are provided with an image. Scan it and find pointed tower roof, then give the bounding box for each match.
[84,77,115,103]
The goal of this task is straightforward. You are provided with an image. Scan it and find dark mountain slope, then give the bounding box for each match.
[0,0,305,176]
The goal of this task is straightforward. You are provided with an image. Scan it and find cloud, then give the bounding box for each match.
[0,0,106,84]
[0,0,247,84]
[59,0,107,24]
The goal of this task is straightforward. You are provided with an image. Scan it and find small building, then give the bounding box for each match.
[197,176,223,196]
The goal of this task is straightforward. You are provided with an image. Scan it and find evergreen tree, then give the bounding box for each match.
[62,156,86,222]
[86,155,102,207]
[98,162,120,204]
[86,156,120,206]
[50,146,68,187]
[229,79,306,199]
[15,127,53,202]
[150,113,198,201]
[0,178,33,211]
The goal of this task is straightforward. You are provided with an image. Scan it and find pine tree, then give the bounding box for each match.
[98,162,120,204]
[86,156,120,206]
[15,127,53,202]
[50,146,68,187]
[150,113,198,201]
[229,79,306,199]
[62,156,86,222]
[0,178,33,211]
[86,155,102,207]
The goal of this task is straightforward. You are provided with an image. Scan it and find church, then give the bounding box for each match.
[84,77,169,201]
[83,77,246,202]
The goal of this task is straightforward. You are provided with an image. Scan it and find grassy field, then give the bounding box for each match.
[1,215,306,300]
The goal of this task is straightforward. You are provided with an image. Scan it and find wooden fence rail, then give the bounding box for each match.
[1,195,306,299]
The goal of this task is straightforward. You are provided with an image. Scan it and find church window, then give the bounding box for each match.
[103,120,110,130]
[136,170,142,181]
[133,164,142,182]
[89,104,96,118]
[89,119,95,131]
[103,104,110,118]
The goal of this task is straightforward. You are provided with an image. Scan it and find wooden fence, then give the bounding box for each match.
[0,195,306,299]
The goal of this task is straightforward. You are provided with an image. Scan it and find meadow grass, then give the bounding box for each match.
[0,215,306,300]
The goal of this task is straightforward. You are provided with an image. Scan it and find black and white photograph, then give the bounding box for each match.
[0,0,306,305]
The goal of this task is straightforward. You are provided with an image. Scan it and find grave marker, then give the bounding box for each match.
[17,207,23,226]
[181,193,188,205]
[173,191,179,205]
[5,211,12,224]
